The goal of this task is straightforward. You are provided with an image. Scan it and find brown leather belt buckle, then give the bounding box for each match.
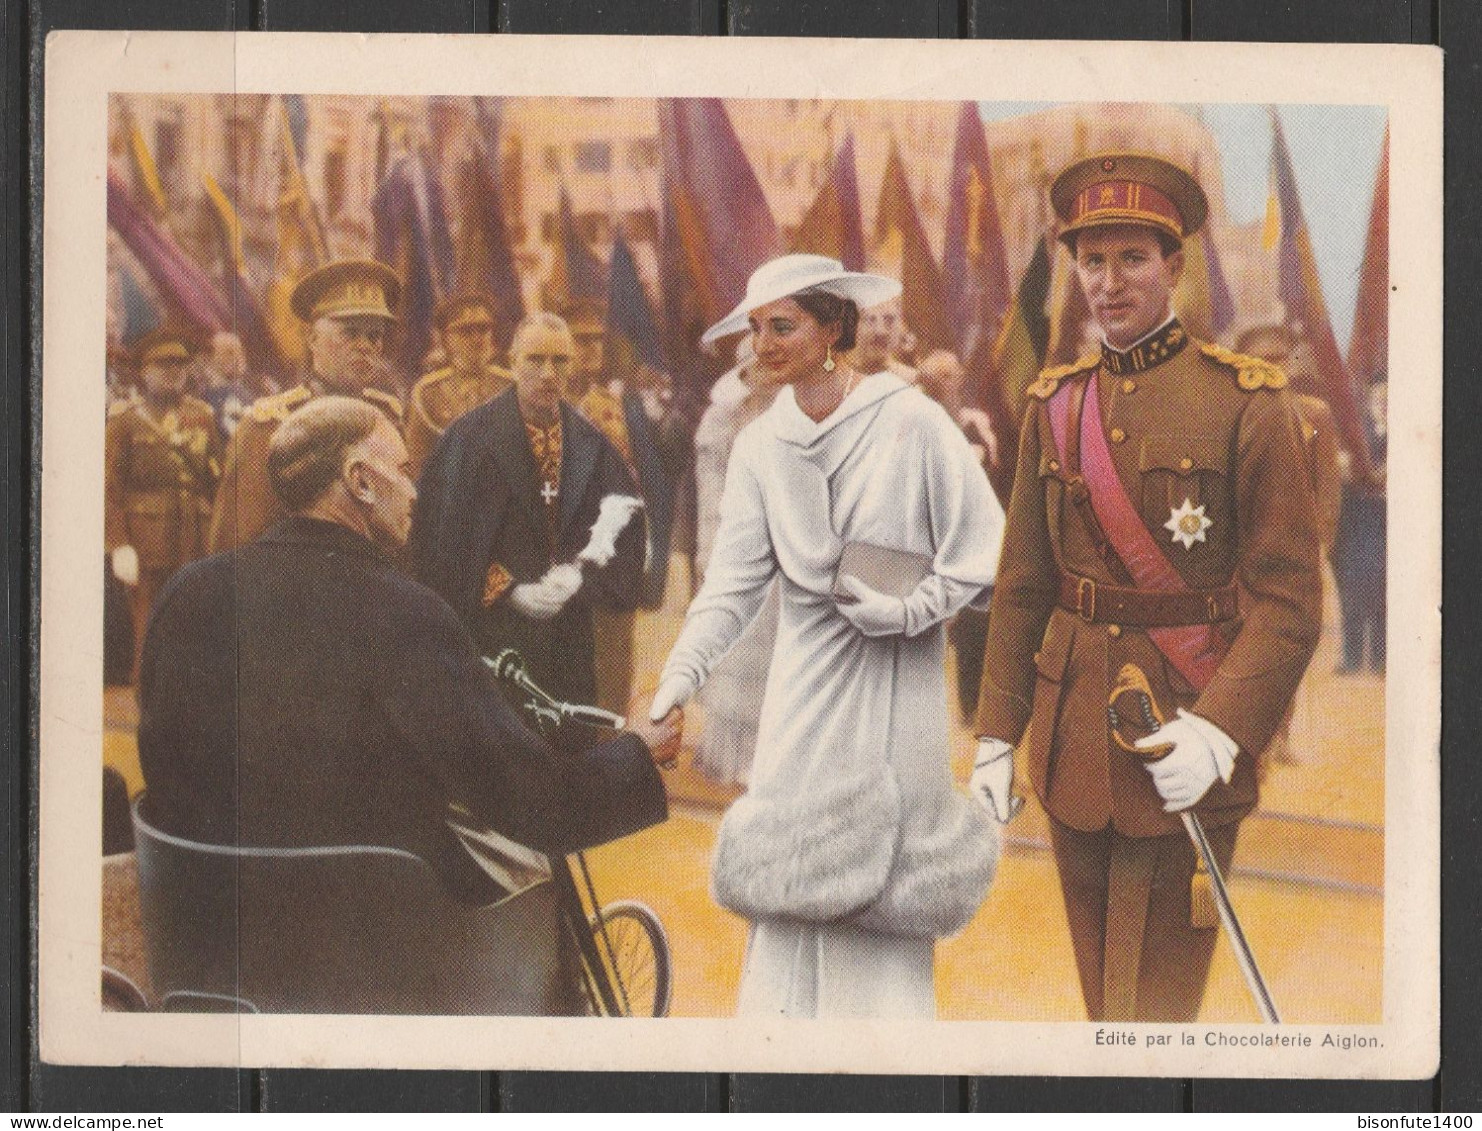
[1076,576,1097,622]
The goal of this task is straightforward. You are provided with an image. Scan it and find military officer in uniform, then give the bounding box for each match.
[970,154,1323,1023]
[105,327,223,664]
[405,293,514,476]
[208,259,404,552]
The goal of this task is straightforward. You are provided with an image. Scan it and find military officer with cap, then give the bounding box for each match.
[105,326,223,664]
[405,293,514,476]
[969,153,1322,1022]
[208,259,405,551]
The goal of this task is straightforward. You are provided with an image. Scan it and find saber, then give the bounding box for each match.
[1108,664,1282,1024]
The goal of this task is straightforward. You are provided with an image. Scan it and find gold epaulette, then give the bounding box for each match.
[1026,353,1099,400]
[249,385,311,424]
[488,363,514,383]
[180,393,214,419]
[1198,342,1289,392]
[414,366,455,389]
[361,387,404,422]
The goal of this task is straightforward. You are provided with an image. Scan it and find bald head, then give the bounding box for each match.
[510,312,575,426]
[268,397,383,513]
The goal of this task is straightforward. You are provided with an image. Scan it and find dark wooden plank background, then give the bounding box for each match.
[9,0,1471,1112]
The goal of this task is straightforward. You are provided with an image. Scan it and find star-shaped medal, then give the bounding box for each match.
[1164,497,1213,550]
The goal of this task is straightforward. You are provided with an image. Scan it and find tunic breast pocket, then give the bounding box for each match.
[1138,436,1228,550]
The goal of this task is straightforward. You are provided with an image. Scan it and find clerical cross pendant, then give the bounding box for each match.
[541,480,559,506]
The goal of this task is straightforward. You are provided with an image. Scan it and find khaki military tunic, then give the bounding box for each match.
[405,365,513,476]
[208,383,404,553]
[975,321,1323,1021]
[104,394,223,651]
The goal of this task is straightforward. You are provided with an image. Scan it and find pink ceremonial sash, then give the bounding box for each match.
[1048,374,1229,691]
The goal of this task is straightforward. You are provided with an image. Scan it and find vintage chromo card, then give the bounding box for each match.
[37,31,1441,1077]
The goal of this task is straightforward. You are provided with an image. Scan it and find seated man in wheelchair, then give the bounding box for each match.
[137,395,681,906]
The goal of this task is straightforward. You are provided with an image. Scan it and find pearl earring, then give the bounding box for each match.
[823,344,836,373]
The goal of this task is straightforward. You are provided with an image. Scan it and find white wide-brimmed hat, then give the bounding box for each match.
[701,254,902,346]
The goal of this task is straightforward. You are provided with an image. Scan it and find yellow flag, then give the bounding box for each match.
[1261,171,1281,251]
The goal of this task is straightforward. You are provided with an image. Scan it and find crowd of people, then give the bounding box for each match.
[105,148,1388,1024]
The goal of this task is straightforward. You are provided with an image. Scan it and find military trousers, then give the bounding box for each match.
[1049,814,1239,1023]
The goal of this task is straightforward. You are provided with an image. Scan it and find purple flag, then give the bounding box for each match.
[107,172,231,333]
[943,103,1012,366]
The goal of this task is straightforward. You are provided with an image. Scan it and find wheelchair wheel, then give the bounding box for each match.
[589,899,672,1018]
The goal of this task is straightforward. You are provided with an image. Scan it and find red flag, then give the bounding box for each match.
[791,133,865,271]
[874,141,950,353]
[1347,125,1389,387]
[943,103,1012,368]
[657,98,780,408]
[1271,108,1373,478]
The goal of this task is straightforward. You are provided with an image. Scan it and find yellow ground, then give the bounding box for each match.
[585,810,1381,1024]
[103,558,1383,1022]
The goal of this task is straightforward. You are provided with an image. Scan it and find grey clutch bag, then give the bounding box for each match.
[833,541,932,600]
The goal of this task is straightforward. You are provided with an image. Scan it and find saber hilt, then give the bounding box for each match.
[1109,662,1281,1025]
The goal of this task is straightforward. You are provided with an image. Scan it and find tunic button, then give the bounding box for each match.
[1107,624,1122,638]
[1048,459,1060,472]
[1110,427,1126,443]
[1179,457,1194,471]
[1122,379,1136,394]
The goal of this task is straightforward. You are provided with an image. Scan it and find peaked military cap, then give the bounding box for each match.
[1051,152,1209,247]
[290,259,401,324]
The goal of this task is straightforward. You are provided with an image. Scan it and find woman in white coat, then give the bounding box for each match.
[649,254,1007,1018]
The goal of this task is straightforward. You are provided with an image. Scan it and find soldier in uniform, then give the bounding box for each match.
[405,293,514,476]
[208,259,404,552]
[104,327,223,665]
[969,154,1323,1023]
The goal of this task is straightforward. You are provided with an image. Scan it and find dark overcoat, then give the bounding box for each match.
[408,387,645,706]
[138,516,666,901]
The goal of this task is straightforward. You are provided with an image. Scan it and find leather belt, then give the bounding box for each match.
[1057,573,1238,627]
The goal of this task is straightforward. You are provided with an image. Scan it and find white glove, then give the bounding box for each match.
[577,494,645,568]
[648,673,697,722]
[1135,708,1238,812]
[970,737,1023,823]
[111,545,139,587]
[834,575,907,637]
[507,564,584,621]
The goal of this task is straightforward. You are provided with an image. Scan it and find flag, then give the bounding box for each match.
[125,117,169,219]
[657,98,779,405]
[1046,241,1092,366]
[1173,159,1237,343]
[874,140,951,353]
[992,235,1053,424]
[606,231,665,380]
[943,104,1012,367]
[457,98,526,351]
[547,184,608,309]
[1270,107,1373,478]
[976,233,1054,504]
[264,96,329,368]
[201,171,283,374]
[791,133,865,271]
[1347,125,1389,387]
[373,135,457,375]
[106,171,231,334]
[116,254,162,343]
[658,98,779,328]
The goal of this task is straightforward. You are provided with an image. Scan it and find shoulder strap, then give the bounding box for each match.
[1055,373,1131,584]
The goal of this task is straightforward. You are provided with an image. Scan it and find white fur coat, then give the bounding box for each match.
[661,373,1006,939]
